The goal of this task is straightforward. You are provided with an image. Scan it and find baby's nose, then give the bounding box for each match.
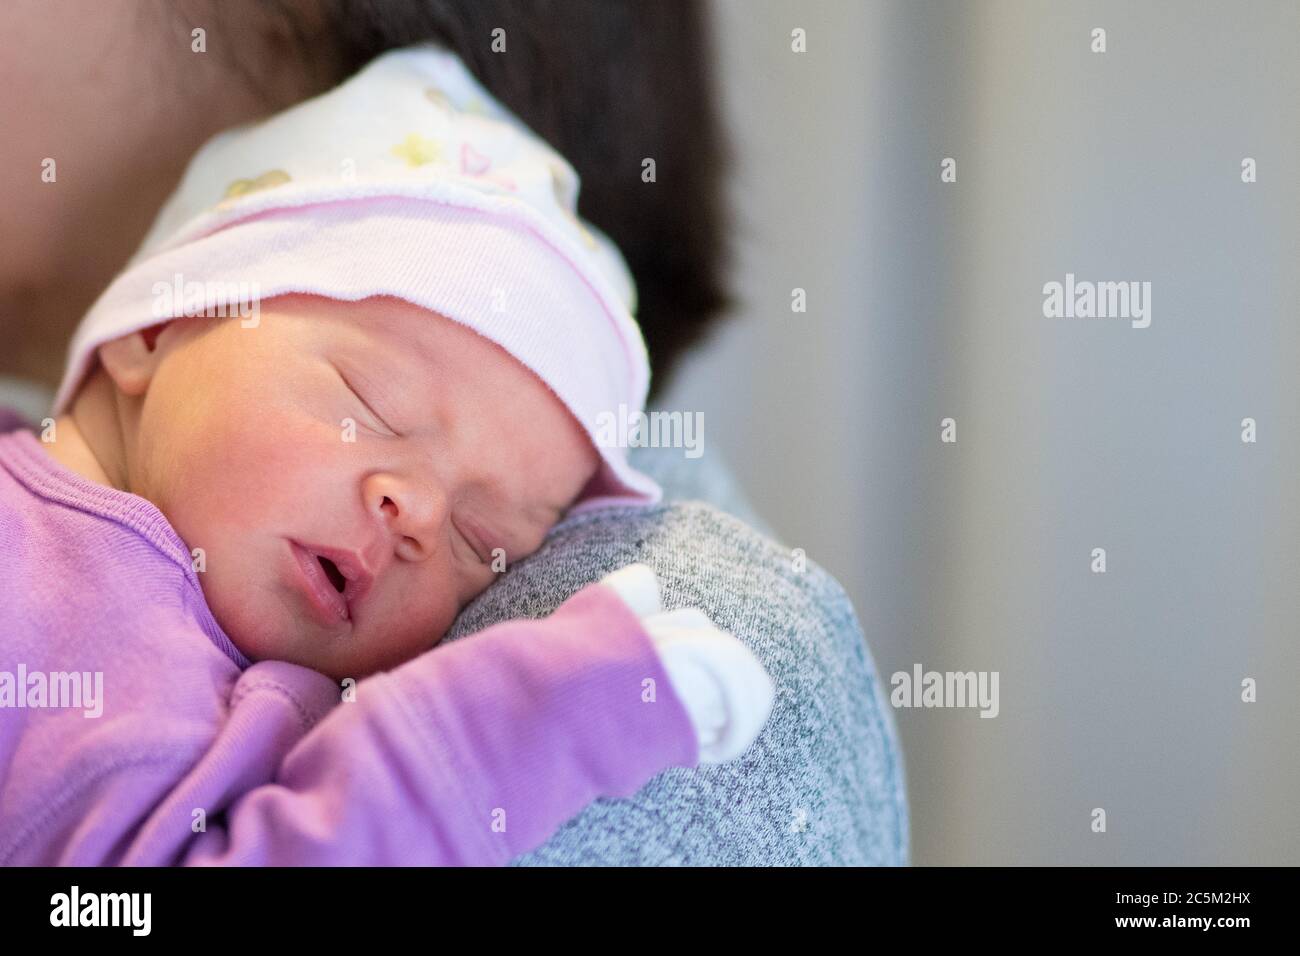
[364,473,449,561]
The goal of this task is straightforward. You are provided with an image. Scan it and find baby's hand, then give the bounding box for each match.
[599,563,775,764]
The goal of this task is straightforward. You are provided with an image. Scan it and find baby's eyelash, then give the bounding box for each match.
[333,363,396,434]
[448,515,486,564]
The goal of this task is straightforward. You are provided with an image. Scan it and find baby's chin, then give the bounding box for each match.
[225,619,414,684]
[223,593,452,684]
[191,567,354,679]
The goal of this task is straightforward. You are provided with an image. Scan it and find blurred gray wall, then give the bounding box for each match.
[659,0,1299,863]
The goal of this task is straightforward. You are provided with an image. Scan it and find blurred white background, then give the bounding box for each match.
[657,0,1299,864]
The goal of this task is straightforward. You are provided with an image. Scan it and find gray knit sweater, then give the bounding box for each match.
[443,446,910,865]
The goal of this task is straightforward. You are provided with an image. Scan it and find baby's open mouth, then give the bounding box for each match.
[289,540,375,626]
[317,556,347,593]
[288,541,351,625]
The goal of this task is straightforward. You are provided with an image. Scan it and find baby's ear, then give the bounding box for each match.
[97,321,174,398]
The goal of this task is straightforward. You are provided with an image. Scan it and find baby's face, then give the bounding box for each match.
[125,294,598,680]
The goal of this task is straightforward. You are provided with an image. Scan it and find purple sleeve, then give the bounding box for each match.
[166,581,698,866]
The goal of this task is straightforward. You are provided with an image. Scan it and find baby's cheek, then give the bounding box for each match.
[358,586,461,673]
[192,413,336,527]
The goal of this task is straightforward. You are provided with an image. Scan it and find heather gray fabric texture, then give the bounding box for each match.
[443,446,909,866]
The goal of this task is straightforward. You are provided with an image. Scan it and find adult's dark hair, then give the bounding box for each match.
[253,0,733,401]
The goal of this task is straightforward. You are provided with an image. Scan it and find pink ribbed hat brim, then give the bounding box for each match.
[55,191,662,514]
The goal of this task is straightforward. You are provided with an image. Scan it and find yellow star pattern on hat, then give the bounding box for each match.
[391,133,442,167]
[222,169,291,200]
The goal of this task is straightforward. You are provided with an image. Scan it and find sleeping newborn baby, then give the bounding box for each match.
[0,46,773,865]
[49,292,601,680]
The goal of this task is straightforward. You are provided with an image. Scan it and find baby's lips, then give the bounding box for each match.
[300,541,375,616]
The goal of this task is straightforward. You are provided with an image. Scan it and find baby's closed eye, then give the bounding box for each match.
[451,514,492,565]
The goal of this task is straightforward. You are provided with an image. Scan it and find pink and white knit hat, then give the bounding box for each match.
[54,44,660,515]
